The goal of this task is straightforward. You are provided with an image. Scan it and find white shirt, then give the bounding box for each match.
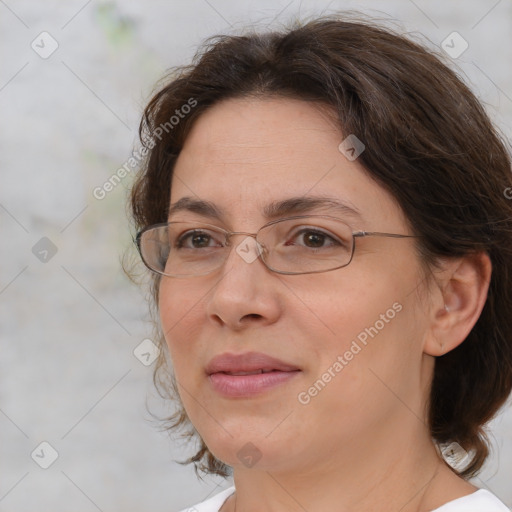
[180,486,510,512]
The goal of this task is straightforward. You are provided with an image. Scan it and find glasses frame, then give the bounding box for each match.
[134,214,420,277]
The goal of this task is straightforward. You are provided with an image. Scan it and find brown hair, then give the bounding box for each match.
[128,14,512,478]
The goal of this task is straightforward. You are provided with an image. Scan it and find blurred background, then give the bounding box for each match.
[0,1,511,510]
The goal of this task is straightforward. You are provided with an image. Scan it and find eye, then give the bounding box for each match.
[175,229,224,249]
[286,227,341,249]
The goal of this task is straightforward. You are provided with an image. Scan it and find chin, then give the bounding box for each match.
[201,428,298,473]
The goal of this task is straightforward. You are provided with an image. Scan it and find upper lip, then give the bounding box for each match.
[205,352,301,375]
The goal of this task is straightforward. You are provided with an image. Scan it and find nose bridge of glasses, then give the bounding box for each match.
[225,230,266,259]
[225,230,258,245]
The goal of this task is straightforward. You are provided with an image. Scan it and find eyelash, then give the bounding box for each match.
[175,227,343,249]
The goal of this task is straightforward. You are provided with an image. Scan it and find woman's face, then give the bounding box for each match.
[159,97,434,473]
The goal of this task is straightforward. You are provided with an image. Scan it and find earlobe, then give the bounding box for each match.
[424,252,492,357]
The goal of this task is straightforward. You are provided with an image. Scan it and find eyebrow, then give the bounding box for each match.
[167,195,362,222]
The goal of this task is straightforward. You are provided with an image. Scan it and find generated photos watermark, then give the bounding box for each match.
[92,97,197,201]
[338,134,365,161]
[298,301,403,405]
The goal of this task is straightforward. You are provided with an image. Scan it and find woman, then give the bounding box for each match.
[129,15,512,512]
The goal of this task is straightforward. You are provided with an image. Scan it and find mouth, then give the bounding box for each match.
[208,370,301,397]
[206,352,301,397]
[205,351,300,375]
[219,369,283,376]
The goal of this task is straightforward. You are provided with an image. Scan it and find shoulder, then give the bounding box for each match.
[432,489,510,511]
[178,486,236,512]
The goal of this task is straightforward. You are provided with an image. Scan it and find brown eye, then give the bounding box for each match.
[285,228,342,249]
[301,231,329,248]
[176,230,223,249]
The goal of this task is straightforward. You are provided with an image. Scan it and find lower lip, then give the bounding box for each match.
[208,371,301,397]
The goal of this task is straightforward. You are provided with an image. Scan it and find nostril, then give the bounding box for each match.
[243,314,262,320]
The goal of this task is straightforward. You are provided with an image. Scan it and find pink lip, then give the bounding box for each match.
[209,371,300,397]
[206,352,301,397]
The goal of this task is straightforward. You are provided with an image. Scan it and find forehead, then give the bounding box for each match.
[170,97,408,231]
[179,96,339,164]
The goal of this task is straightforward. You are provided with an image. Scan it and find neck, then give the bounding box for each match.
[223,424,475,512]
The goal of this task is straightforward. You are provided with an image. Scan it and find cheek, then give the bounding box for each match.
[295,302,420,439]
[296,272,403,352]
[158,280,204,375]
[299,267,424,390]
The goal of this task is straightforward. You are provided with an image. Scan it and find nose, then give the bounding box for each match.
[205,233,282,330]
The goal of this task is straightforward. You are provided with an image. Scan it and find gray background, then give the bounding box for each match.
[1,1,511,511]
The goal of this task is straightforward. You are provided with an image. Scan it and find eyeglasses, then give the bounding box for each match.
[134,215,418,277]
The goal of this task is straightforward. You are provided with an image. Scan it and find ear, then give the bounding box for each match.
[423,252,492,357]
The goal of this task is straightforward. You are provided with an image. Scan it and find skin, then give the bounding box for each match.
[158,97,491,512]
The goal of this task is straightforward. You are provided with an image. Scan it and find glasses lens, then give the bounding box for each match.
[139,222,228,277]
[138,217,354,277]
[259,216,354,274]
